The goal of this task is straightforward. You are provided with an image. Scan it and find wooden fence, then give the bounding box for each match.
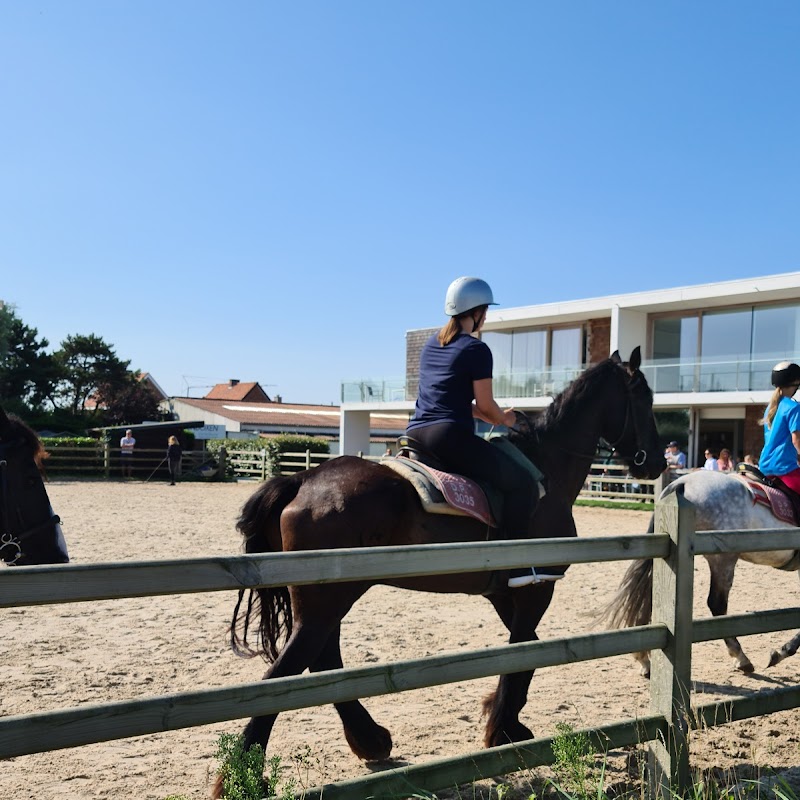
[43,446,213,480]
[1,491,799,797]
[44,445,662,504]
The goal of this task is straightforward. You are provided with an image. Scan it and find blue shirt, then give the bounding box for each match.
[760,396,800,476]
[408,333,493,433]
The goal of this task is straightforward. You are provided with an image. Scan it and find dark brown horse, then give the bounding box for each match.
[0,406,69,566]
[213,348,664,796]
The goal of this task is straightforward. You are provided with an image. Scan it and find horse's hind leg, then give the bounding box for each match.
[239,585,367,759]
[768,629,800,668]
[310,623,393,761]
[481,587,553,748]
[768,570,800,668]
[706,554,754,673]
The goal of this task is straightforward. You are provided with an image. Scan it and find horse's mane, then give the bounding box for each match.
[6,414,47,468]
[537,358,622,433]
[508,357,622,458]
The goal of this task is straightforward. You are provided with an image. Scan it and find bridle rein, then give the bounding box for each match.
[0,441,61,566]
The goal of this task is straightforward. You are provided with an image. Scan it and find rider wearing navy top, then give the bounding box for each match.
[407,277,563,588]
[760,361,800,497]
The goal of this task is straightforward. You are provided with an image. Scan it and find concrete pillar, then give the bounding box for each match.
[340,409,371,456]
[610,306,648,360]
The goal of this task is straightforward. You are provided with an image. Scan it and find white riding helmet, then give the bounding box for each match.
[444,277,497,316]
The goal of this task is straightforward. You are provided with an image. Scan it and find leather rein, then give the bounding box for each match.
[0,442,61,566]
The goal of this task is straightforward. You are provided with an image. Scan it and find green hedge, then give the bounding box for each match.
[205,436,330,478]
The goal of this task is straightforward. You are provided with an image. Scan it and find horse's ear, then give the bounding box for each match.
[628,346,642,372]
[610,350,622,365]
[0,406,11,439]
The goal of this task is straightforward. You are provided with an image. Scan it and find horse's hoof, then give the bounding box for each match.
[485,721,534,748]
[736,661,755,674]
[767,650,783,669]
[346,724,393,761]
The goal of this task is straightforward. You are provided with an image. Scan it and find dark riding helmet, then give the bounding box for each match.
[770,361,800,388]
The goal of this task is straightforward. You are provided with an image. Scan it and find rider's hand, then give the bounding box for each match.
[501,408,517,428]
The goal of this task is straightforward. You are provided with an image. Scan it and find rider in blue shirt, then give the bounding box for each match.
[760,361,800,497]
[407,277,562,588]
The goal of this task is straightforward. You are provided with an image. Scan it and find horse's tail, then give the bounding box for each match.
[230,474,302,662]
[597,511,655,630]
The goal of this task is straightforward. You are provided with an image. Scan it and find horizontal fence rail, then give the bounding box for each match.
[0,535,672,607]
[0,626,669,758]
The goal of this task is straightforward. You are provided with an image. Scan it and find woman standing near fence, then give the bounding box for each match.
[167,436,182,485]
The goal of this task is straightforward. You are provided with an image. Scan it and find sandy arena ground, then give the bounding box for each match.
[1,480,799,799]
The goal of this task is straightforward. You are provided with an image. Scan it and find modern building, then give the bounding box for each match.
[340,271,800,466]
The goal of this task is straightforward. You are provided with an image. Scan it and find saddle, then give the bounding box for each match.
[735,463,800,527]
[382,435,546,531]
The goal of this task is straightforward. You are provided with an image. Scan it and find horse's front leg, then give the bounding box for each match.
[482,584,555,748]
[706,554,754,673]
[310,623,393,761]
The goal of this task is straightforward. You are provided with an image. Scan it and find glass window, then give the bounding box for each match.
[651,316,699,392]
[483,326,582,397]
[751,303,800,389]
[481,331,513,375]
[550,328,582,369]
[699,309,753,391]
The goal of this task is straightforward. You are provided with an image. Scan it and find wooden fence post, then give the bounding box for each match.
[103,441,110,480]
[217,447,227,482]
[306,449,311,470]
[649,488,694,797]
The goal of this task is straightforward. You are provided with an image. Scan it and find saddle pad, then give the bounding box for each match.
[382,457,496,526]
[735,474,796,526]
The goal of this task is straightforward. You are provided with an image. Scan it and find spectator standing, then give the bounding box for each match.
[702,449,719,470]
[167,435,182,485]
[717,448,736,473]
[120,429,136,478]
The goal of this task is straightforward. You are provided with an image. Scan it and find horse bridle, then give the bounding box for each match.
[0,442,61,566]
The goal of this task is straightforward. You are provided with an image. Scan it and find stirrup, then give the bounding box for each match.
[507,568,564,588]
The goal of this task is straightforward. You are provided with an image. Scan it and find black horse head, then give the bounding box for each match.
[510,347,665,488]
[0,407,69,566]
[605,347,666,480]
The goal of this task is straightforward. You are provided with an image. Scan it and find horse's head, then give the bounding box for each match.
[0,407,69,566]
[605,347,666,480]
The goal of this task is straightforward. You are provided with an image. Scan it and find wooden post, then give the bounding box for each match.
[260,448,267,481]
[649,488,694,797]
[305,449,311,470]
[103,441,110,480]
[217,447,227,482]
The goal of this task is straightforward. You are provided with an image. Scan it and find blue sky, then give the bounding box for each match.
[2,2,798,404]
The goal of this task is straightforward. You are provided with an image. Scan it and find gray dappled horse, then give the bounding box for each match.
[604,469,800,675]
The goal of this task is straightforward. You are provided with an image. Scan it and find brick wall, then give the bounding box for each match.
[587,318,611,364]
[405,328,437,400]
[743,404,765,461]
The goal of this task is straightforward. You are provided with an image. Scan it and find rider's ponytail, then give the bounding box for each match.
[437,306,488,347]
[760,387,782,429]
[437,317,462,347]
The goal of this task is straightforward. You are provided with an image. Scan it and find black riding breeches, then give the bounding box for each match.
[409,422,536,538]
